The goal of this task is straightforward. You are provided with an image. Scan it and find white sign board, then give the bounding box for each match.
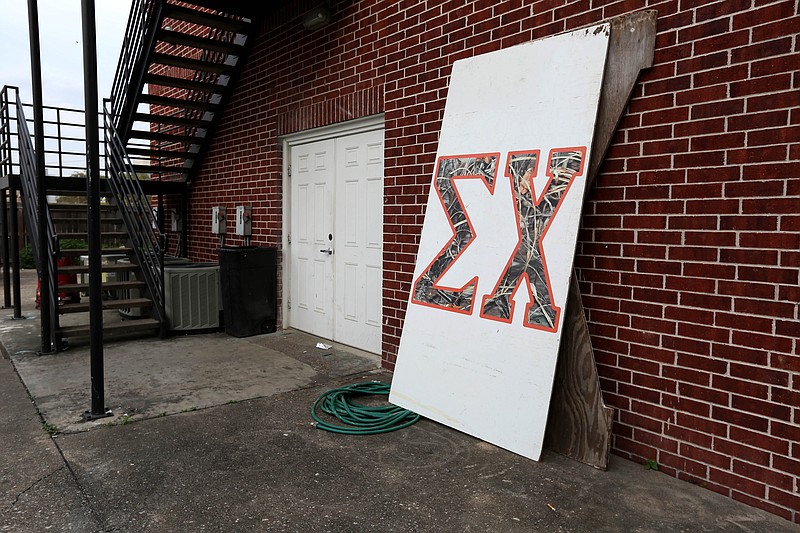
[389,24,611,460]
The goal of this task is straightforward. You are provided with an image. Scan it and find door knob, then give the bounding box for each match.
[319,248,333,255]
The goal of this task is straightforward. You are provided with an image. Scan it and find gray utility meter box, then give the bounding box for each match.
[235,205,251,236]
[212,206,226,234]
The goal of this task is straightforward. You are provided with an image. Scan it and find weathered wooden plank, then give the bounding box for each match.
[545,10,657,470]
[588,10,658,188]
[544,272,615,466]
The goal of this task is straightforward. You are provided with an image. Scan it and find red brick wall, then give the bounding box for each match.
[184,0,799,521]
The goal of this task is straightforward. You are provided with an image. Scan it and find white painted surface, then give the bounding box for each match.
[290,139,335,340]
[390,25,611,460]
[288,127,384,354]
[334,131,385,352]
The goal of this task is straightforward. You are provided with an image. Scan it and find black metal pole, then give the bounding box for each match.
[181,190,188,257]
[9,188,21,319]
[81,0,109,420]
[27,0,51,352]
[1,189,10,308]
[157,192,164,234]
[0,87,10,310]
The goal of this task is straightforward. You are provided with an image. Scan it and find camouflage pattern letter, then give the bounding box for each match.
[412,154,498,314]
[481,148,585,331]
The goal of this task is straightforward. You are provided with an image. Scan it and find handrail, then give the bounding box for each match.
[1,86,21,317]
[0,86,19,178]
[4,94,108,179]
[103,103,165,322]
[109,0,162,138]
[15,94,60,345]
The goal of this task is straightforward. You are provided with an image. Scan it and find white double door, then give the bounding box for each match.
[289,128,383,354]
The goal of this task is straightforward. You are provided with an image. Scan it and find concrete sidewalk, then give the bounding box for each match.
[1,269,798,532]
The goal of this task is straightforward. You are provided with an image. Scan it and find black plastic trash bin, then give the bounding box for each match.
[218,246,277,337]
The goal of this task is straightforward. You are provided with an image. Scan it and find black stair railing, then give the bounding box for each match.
[1,87,19,178]
[103,103,165,323]
[3,87,109,180]
[1,86,21,316]
[15,93,60,347]
[110,0,162,138]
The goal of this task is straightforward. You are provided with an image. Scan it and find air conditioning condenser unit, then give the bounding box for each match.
[164,263,222,331]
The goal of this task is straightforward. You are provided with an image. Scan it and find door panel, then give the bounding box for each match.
[290,139,334,339]
[334,130,384,353]
[288,128,383,354]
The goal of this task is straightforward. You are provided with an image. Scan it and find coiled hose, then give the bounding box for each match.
[312,381,420,435]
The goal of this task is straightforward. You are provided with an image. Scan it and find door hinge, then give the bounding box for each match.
[287,233,291,244]
[287,165,292,177]
[287,299,291,310]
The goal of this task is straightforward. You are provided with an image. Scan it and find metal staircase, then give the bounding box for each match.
[0,1,276,351]
[109,0,263,181]
[46,199,161,343]
[0,86,163,349]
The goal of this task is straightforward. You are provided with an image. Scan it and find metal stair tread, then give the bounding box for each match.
[161,4,252,32]
[58,263,140,274]
[52,216,123,223]
[144,73,221,94]
[58,298,153,314]
[150,53,235,75]
[59,232,127,239]
[126,147,200,159]
[127,130,201,144]
[57,247,133,256]
[133,110,212,128]
[46,177,112,194]
[59,280,146,291]
[157,29,245,54]
[139,93,219,111]
[131,165,190,176]
[59,318,160,337]
[48,203,118,211]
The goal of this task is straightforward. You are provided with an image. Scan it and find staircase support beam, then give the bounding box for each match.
[8,187,21,319]
[181,189,188,257]
[26,0,51,350]
[1,189,10,309]
[81,0,110,420]
[118,1,164,143]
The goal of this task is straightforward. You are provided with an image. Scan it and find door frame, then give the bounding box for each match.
[280,114,385,341]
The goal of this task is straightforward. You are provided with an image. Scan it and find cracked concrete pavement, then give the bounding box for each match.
[0,357,98,531]
[1,269,799,532]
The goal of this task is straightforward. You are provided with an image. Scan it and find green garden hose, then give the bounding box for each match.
[311,381,420,435]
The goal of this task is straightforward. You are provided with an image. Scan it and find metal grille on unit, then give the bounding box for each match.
[164,263,222,331]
